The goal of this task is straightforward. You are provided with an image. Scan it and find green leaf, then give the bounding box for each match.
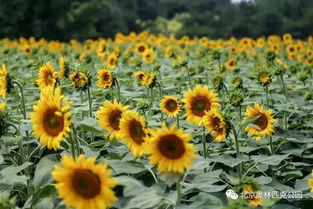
[33,154,58,189]
[78,117,103,134]
[107,160,145,175]
[240,115,260,127]
[250,154,290,166]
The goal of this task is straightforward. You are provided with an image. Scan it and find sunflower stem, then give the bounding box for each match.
[202,126,207,159]
[156,82,164,121]
[176,179,181,204]
[87,87,92,117]
[233,126,243,180]
[269,136,274,155]
[185,66,192,88]
[115,79,121,101]
[176,115,180,129]
[69,132,76,159]
[264,85,270,107]
[13,81,26,120]
[149,87,154,108]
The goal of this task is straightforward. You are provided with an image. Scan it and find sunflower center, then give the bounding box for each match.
[191,96,211,117]
[252,113,268,130]
[229,60,235,66]
[109,110,122,130]
[158,134,186,159]
[165,99,178,112]
[138,46,145,53]
[109,58,115,65]
[44,71,54,85]
[43,110,64,136]
[211,116,222,131]
[72,169,101,199]
[103,73,110,81]
[129,120,145,144]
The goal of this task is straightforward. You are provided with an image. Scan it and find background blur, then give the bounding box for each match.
[0,0,312,41]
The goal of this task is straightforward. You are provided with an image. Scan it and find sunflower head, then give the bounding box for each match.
[52,155,117,209]
[135,43,148,55]
[308,171,313,194]
[119,110,148,157]
[244,103,276,136]
[0,64,14,99]
[107,55,117,69]
[231,76,243,88]
[142,73,156,88]
[96,98,129,139]
[257,69,272,86]
[145,123,196,174]
[160,96,180,117]
[133,71,146,85]
[69,70,91,91]
[183,85,220,125]
[225,58,237,70]
[212,74,225,90]
[36,62,58,90]
[59,57,71,79]
[97,69,114,89]
[143,49,156,64]
[203,109,229,142]
[30,86,72,150]
[242,185,262,208]
[228,90,244,107]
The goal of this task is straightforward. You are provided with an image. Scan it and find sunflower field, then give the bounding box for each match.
[0,32,313,209]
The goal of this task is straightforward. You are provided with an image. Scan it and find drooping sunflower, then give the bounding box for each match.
[145,123,196,173]
[119,110,147,157]
[97,69,114,88]
[51,155,117,209]
[243,185,261,207]
[36,62,58,90]
[30,87,72,150]
[59,57,70,79]
[142,73,156,88]
[182,85,220,125]
[96,99,129,139]
[0,64,13,99]
[160,96,180,117]
[225,58,237,70]
[69,72,91,90]
[203,109,227,142]
[257,70,272,86]
[244,103,275,136]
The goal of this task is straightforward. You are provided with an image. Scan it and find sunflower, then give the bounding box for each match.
[203,109,227,142]
[119,111,147,157]
[286,44,297,55]
[145,123,196,173]
[69,72,90,90]
[107,55,117,69]
[96,99,129,139]
[30,87,72,150]
[0,64,13,99]
[243,185,261,207]
[142,73,156,88]
[225,58,237,70]
[97,69,114,88]
[308,171,313,195]
[182,85,220,125]
[133,71,146,85]
[51,155,117,209]
[142,49,156,64]
[160,96,180,117]
[135,43,148,55]
[36,62,58,90]
[244,103,275,136]
[59,57,70,79]
[283,33,292,44]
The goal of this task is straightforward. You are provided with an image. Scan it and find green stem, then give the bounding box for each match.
[149,87,154,108]
[13,81,26,120]
[233,126,242,180]
[87,87,92,117]
[176,179,181,204]
[69,132,76,159]
[269,136,274,155]
[202,126,207,159]
[265,85,270,107]
[185,66,192,88]
[176,115,180,129]
[280,74,287,101]
[115,79,121,101]
[156,82,164,121]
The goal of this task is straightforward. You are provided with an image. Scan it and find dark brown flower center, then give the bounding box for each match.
[109,110,122,130]
[158,134,185,159]
[165,99,178,112]
[43,109,64,136]
[72,169,101,199]
[211,116,222,131]
[191,96,211,117]
[103,73,110,82]
[252,113,268,130]
[138,46,145,53]
[129,120,145,144]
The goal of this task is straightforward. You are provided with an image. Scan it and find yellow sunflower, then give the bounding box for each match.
[244,103,275,136]
[135,43,148,55]
[36,62,58,90]
[160,96,180,117]
[142,73,156,87]
[69,72,89,89]
[119,110,147,157]
[308,171,313,195]
[145,123,196,173]
[51,155,117,209]
[96,99,129,139]
[0,64,8,98]
[97,69,114,88]
[203,109,227,142]
[30,87,72,150]
[133,71,146,85]
[182,85,220,125]
[243,185,261,207]
[0,102,5,112]
[107,55,117,69]
[142,49,156,64]
[225,58,237,70]
[58,57,70,79]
